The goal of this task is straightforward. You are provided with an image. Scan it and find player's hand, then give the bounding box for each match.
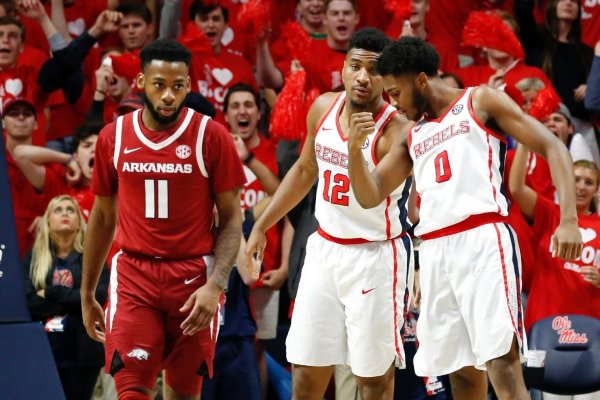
[348,112,375,152]
[260,267,288,289]
[551,221,583,260]
[82,296,106,343]
[65,157,82,186]
[581,266,600,288]
[245,228,267,279]
[180,281,221,335]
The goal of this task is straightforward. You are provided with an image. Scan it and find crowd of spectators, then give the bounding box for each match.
[4,0,600,399]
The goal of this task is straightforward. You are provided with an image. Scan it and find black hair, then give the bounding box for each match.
[116,2,153,24]
[0,16,25,41]
[139,39,191,70]
[348,27,388,54]
[223,83,259,113]
[376,37,440,77]
[72,120,103,152]
[189,0,229,23]
[440,72,464,89]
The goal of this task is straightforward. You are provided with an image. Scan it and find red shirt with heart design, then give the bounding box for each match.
[524,195,600,332]
[190,49,256,124]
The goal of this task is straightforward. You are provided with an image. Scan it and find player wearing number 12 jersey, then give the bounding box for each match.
[246,28,414,400]
[81,40,246,399]
[349,37,583,400]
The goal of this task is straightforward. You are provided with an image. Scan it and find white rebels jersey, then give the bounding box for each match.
[314,92,411,242]
[409,87,509,238]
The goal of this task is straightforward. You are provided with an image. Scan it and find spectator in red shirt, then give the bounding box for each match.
[257,0,358,92]
[3,96,50,257]
[298,0,326,39]
[188,1,257,122]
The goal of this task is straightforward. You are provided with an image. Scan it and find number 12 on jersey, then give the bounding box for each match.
[322,170,350,206]
[145,179,168,218]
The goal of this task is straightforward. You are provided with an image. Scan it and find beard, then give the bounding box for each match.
[142,92,187,126]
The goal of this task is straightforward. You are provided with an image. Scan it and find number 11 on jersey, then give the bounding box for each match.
[145,179,169,218]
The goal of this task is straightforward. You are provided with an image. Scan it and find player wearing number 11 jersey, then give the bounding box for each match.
[246,28,414,400]
[81,40,246,399]
[349,37,583,400]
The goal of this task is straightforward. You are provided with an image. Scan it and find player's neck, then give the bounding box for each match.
[141,108,181,132]
[424,81,462,119]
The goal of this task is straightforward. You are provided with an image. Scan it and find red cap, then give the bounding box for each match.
[2,95,36,117]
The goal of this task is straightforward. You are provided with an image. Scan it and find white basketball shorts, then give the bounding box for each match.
[414,222,527,377]
[286,231,414,377]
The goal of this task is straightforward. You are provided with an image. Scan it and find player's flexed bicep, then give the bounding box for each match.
[348,113,413,208]
[474,86,582,260]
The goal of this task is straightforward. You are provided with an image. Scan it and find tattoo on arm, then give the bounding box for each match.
[211,216,242,290]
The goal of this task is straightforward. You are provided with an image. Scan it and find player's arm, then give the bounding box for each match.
[12,144,81,190]
[348,114,413,208]
[508,143,538,221]
[180,188,243,336]
[81,195,117,342]
[475,86,582,259]
[245,93,328,266]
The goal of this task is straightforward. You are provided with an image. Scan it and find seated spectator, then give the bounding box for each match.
[543,104,595,163]
[4,95,52,257]
[23,194,109,400]
[13,120,101,219]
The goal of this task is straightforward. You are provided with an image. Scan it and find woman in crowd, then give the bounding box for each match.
[23,194,109,400]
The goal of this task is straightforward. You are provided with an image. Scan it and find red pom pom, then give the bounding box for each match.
[528,86,562,121]
[109,52,140,82]
[280,21,311,65]
[270,70,308,141]
[383,0,412,20]
[178,22,212,54]
[236,0,271,40]
[462,11,525,60]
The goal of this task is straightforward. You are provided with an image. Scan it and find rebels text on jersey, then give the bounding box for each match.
[315,92,411,242]
[92,108,246,258]
[409,87,509,239]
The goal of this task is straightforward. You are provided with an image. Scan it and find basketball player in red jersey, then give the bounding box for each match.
[81,39,247,400]
[348,37,583,400]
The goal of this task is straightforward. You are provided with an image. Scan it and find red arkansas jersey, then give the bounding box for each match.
[92,108,246,258]
[315,92,411,242]
[409,87,509,238]
[524,195,600,332]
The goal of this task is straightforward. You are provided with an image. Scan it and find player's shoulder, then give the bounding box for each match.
[383,109,413,135]
[308,92,340,118]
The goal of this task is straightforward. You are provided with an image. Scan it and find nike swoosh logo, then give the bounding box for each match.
[184,274,203,285]
[322,127,334,131]
[124,147,142,154]
[361,287,376,295]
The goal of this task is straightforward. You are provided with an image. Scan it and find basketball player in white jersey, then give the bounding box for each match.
[245,28,414,399]
[347,36,583,400]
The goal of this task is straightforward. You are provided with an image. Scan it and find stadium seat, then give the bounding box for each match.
[524,315,600,395]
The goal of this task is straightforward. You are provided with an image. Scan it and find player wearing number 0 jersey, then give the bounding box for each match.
[349,37,583,399]
[246,28,414,399]
[82,40,246,400]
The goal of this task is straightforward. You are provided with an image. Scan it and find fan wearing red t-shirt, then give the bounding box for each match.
[81,40,247,399]
[509,145,600,333]
[188,2,256,124]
